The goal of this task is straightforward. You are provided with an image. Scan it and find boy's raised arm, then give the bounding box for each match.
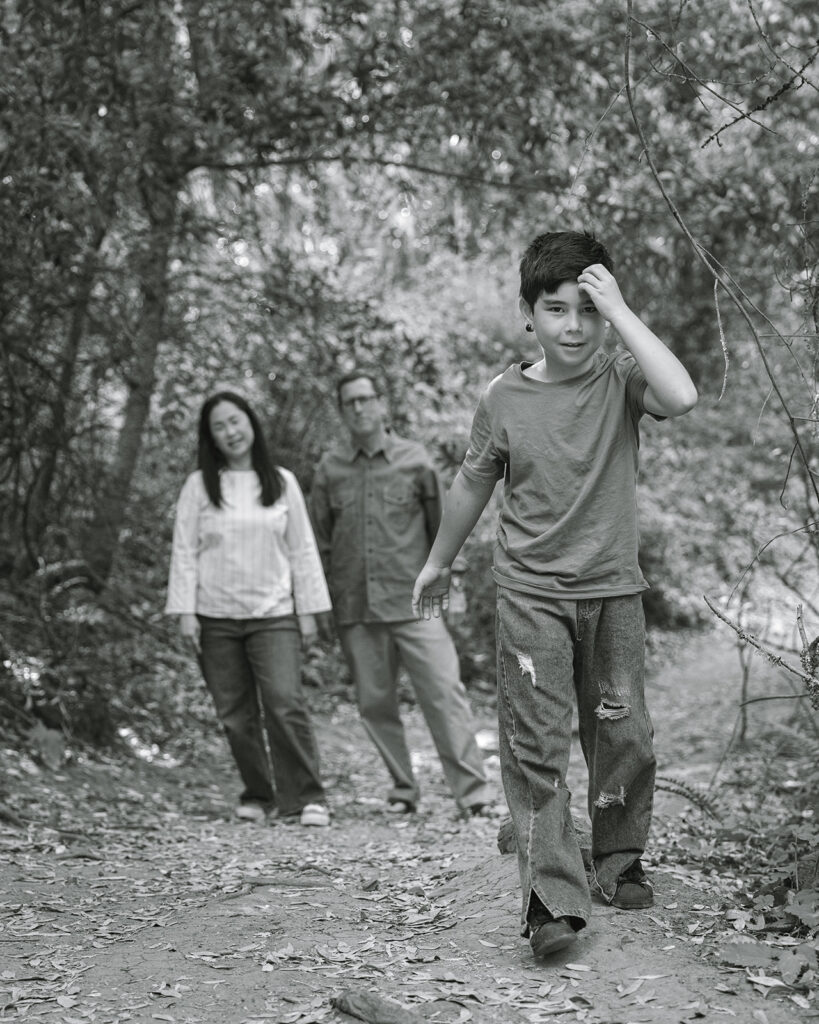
[412,470,497,619]
[578,264,698,418]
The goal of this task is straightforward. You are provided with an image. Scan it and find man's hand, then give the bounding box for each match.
[314,611,336,642]
[179,613,201,656]
[577,263,628,322]
[412,563,452,620]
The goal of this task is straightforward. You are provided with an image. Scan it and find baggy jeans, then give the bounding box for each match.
[338,616,492,810]
[495,588,656,932]
[198,615,326,816]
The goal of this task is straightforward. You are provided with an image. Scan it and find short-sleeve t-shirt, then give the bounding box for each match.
[461,348,653,599]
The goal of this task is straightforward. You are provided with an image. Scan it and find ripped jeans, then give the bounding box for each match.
[495,587,656,932]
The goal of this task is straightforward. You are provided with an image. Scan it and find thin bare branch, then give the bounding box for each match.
[728,521,819,602]
[701,46,819,148]
[623,1,819,513]
[714,278,729,400]
[631,15,777,136]
[704,594,816,688]
[746,0,819,95]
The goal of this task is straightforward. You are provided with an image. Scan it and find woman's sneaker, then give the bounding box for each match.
[386,799,416,814]
[611,859,654,909]
[234,802,268,822]
[300,803,330,827]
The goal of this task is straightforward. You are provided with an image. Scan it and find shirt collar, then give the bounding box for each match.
[343,430,395,463]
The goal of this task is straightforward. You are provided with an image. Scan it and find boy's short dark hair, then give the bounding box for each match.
[336,368,382,406]
[519,230,614,308]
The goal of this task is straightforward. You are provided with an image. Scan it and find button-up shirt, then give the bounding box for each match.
[309,433,442,624]
[166,467,331,619]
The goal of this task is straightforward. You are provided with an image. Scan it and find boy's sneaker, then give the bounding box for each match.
[610,859,654,910]
[234,802,267,822]
[528,907,578,958]
[300,803,330,827]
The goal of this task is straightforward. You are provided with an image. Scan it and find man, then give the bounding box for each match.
[309,369,492,815]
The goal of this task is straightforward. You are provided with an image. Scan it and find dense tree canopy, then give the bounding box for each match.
[2,0,818,989]
[1,0,817,729]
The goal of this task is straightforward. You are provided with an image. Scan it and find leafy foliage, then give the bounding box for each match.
[1,13,818,983]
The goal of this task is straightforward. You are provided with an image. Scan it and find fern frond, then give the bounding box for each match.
[655,774,722,820]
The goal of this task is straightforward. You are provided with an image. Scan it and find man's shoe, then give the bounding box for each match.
[610,859,654,910]
[529,911,578,958]
[300,803,330,827]
[234,802,268,822]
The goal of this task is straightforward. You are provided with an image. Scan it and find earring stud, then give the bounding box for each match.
[525,322,534,333]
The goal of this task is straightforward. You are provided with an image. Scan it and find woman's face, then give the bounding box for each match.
[209,400,255,467]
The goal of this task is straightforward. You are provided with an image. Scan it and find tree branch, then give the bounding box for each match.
[187,150,559,194]
[623,1,819,514]
[704,594,815,689]
[701,47,819,149]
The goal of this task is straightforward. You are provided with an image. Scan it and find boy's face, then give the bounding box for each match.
[520,281,606,380]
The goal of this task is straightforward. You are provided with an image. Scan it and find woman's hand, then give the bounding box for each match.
[298,614,319,649]
[179,614,201,656]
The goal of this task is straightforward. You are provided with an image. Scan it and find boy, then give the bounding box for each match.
[412,231,697,957]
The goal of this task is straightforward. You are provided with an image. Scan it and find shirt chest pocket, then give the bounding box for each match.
[330,485,357,513]
[382,481,417,529]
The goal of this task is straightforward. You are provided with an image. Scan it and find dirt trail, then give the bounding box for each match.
[0,630,802,1023]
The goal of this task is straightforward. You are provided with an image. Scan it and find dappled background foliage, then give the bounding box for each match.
[1,0,819,963]
[2,0,817,724]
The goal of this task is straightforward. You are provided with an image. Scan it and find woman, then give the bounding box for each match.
[166,390,331,827]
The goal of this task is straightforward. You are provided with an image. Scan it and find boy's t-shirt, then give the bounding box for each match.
[461,347,654,599]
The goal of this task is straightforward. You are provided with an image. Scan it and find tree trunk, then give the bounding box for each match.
[18,227,107,576]
[82,184,177,585]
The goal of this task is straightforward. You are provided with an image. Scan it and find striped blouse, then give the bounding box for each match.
[165,467,331,619]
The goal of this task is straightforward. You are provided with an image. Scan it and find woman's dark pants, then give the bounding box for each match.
[198,615,325,816]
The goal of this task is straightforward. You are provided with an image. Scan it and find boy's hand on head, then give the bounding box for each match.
[411,564,452,620]
[577,264,628,322]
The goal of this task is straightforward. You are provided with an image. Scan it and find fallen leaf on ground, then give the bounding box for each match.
[719,942,778,968]
[331,990,426,1023]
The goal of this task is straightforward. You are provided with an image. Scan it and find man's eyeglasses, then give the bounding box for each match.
[341,394,378,409]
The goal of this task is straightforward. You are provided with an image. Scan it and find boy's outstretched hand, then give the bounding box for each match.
[412,563,451,620]
[577,263,628,321]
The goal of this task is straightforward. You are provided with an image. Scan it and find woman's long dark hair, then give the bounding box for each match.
[197,391,282,508]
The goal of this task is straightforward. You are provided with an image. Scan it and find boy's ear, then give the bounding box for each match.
[518,296,533,322]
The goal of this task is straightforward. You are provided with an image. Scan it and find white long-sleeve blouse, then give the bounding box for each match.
[165,467,332,618]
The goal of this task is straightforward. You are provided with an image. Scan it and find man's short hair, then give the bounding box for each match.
[519,230,614,308]
[336,368,382,406]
